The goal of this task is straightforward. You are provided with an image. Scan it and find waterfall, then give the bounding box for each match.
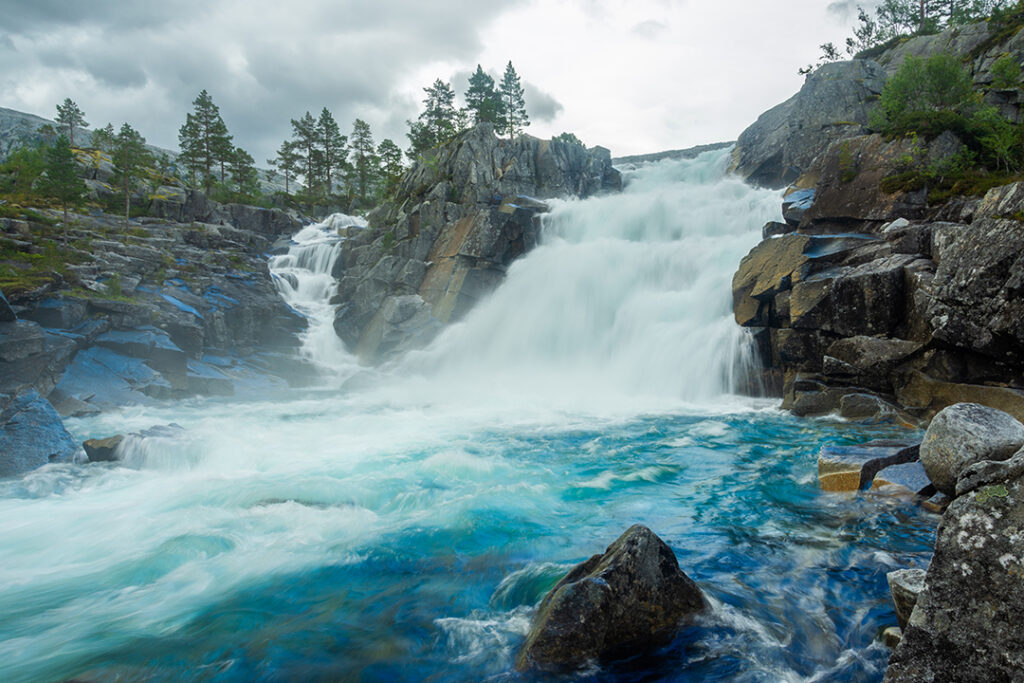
[268,213,366,377]
[391,148,782,408]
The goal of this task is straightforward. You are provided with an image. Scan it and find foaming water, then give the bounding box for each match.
[269,212,366,376]
[0,152,935,682]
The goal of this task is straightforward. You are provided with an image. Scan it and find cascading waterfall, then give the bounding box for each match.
[268,213,366,376]
[0,149,936,683]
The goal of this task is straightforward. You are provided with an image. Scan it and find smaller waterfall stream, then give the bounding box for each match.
[268,214,365,377]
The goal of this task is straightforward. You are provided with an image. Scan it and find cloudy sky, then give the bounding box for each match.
[0,0,868,164]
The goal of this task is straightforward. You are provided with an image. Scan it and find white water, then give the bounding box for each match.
[0,149,831,682]
[268,212,367,377]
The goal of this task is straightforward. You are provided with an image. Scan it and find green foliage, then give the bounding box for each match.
[407,79,459,157]
[870,53,976,133]
[54,98,88,148]
[498,61,529,138]
[380,230,396,253]
[178,89,233,192]
[799,42,842,75]
[991,53,1023,88]
[465,65,504,125]
[90,123,115,153]
[349,118,378,206]
[553,132,585,147]
[227,146,260,197]
[838,141,858,182]
[376,138,404,199]
[39,135,87,240]
[267,139,301,194]
[317,108,348,194]
[0,144,47,200]
[112,122,150,229]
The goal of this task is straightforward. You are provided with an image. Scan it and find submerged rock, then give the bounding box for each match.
[919,403,1024,497]
[82,435,124,462]
[516,524,705,672]
[817,440,919,492]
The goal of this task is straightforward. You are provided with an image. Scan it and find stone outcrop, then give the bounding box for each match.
[734,173,1024,423]
[333,124,620,363]
[729,60,887,189]
[0,389,79,478]
[817,440,920,492]
[885,458,1024,681]
[887,568,925,632]
[516,525,705,671]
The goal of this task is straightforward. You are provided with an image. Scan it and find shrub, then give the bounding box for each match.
[991,53,1022,89]
[870,53,976,134]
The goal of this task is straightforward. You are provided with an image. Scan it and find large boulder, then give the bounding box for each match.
[729,60,888,189]
[919,402,1024,497]
[885,466,1024,681]
[887,568,926,631]
[0,390,79,478]
[516,525,705,671]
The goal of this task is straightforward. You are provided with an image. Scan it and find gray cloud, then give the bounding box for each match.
[0,0,527,164]
[523,82,563,123]
[632,20,668,39]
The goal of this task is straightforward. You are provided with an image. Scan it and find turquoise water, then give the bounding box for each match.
[0,152,936,681]
[0,395,933,682]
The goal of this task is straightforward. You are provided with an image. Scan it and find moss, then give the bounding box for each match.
[380,230,396,253]
[838,142,858,183]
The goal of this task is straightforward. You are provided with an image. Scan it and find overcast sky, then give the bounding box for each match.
[0,0,869,164]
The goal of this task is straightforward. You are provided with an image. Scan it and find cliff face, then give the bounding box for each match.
[730,20,1024,190]
[332,124,621,363]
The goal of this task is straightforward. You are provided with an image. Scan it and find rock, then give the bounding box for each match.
[883,626,903,649]
[82,435,124,462]
[21,297,88,329]
[896,371,1024,424]
[871,461,935,497]
[921,492,952,514]
[782,188,815,226]
[0,390,79,478]
[761,221,794,239]
[817,441,920,492]
[0,287,15,321]
[919,403,1024,497]
[955,447,1024,498]
[730,60,888,189]
[887,568,926,631]
[925,183,1024,363]
[790,255,919,337]
[732,234,811,327]
[515,525,705,671]
[799,135,927,226]
[884,469,1024,681]
[826,336,923,392]
[335,124,617,363]
[839,393,897,422]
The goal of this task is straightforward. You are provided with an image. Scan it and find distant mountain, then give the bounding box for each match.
[0,105,291,194]
[612,141,734,167]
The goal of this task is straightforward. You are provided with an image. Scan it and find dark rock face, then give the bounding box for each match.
[0,390,79,478]
[919,403,1024,497]
[730,60,887,189]
[515,525,705,672]
[885,467,1024,682]
[82,435,124,462]
[334,124,621,363]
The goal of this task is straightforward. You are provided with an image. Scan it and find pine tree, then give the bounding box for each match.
[407,79,459,157]
[350,118,377,203]
[90,123,115,152]
[376,138,404,198]
[111,123,150,231]
[268,139,301,194]
[228,146,259,196]
[318,108,348,196]
[39,135,87,244]
[498,62,529,138]
[291,111,320,194]
[465,65,504,125]
[178,90,232,193]
[54,99,88,149]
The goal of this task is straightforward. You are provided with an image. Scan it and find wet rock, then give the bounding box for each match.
[516,524,705,671]
[887,568,925,631]
[817,440,920,492]
[919,403,1024,497]
[895,371,1024,424]
[885,469,1024,682]
[955,447,1024,498]
[839,393,897,422]
[782,188,815,226]
[21,297,88,329]
[883,626,903,649]
[82,435,124,462]
[0,287,15,321]
[921,492,952,514]
[761,221,794,239]
[730,60,887,189]
[0,390,79,478]
[871,461,935,497]
[732,234,810,327]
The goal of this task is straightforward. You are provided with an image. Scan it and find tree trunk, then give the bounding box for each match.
[63,203,69,245]
[124,177,130,234]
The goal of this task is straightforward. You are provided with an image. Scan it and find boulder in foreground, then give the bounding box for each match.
[516,524,705,671]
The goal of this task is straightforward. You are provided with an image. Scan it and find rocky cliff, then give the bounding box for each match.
[331,123,621,363]
[730,19,1024,190]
